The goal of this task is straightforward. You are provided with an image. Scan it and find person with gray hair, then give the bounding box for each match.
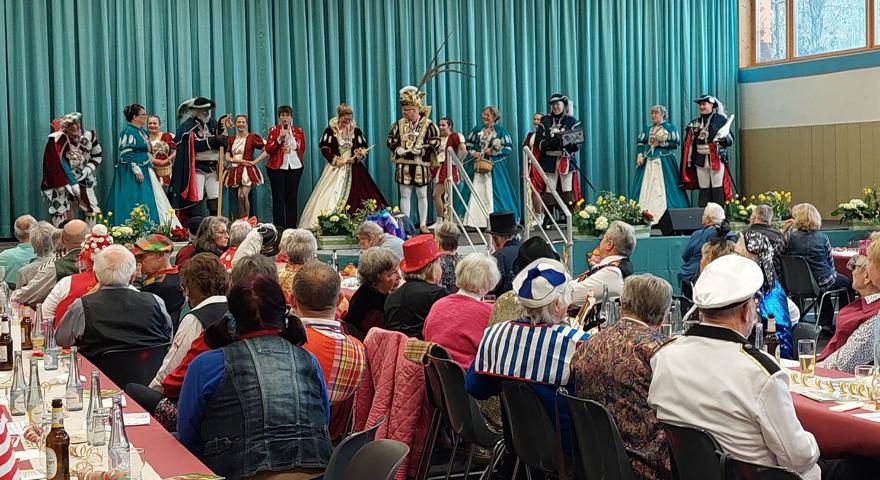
[677,202,736,285]
[631,104,689,224]
[0,214,38,286]
[343,247,401,340]
[56,245,172,361]
[573,273,673,478]
[193,216,229,257]
[424,253,501,367]
[11,219,88,307]
[228,219,253,249]
[231,254,279,285]
[570,220,636,306]
[355,220,404,258]
[278,228,318,304]
[746,204,782,249]
[15,222,57,290]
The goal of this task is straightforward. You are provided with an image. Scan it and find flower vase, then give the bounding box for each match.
[729,221,748,233]
[317,235,357,250]
[849,219,879,231]
[632,224,651,238]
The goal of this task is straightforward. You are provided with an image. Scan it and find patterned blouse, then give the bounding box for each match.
[817,315,877,373]
[572,317,672,480]
[438,254,458,293]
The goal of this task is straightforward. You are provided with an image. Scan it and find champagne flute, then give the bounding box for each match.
[798,339,816,377]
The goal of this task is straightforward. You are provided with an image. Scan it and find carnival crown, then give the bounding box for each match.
[398,86,425,108]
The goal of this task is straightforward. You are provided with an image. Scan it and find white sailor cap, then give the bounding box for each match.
[692,255,763,309]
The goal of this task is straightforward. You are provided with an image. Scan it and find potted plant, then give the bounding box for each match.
[314,207,357,249]
[831,187,880,229]
[573,193,653,239]
[724,196,751,232]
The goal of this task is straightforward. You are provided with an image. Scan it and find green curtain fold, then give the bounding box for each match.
[0,0,738,236]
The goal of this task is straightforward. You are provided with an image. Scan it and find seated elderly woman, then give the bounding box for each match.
[678,202,736,286]
[423,253,501,368]
[384,235,448,339]
[466,258,589,456]
[819,239,880,373]
[488,236,560,326]
[218,219,253,271]
[434,222,461,292]
[572,274,673,479]
[192,216,230,258]
[570,220,636,306]
[356,220,404,259]
[277,229,318,305]
[699,237,737,272]
[343,247,401,340]
[783,203,853,330]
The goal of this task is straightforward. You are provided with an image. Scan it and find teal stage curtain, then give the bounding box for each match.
[0,0,738,236]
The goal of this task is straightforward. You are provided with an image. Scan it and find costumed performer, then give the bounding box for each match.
[463,105,518,228]
[264,105,306,230]
[630,104,689,224]
[536,93,582,219]
[41,112,103,226]
[680,94,735,207]
[224,115,266,219]
[147,114,176,192]
[430,117,465,228]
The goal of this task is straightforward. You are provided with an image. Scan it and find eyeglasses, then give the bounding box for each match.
[846,257,867,272]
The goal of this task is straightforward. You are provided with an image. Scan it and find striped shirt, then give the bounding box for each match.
[0,407,20,480]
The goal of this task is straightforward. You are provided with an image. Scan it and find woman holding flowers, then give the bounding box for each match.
[463,106,518,228]
[108,103,161,225]
[630,105,689,223]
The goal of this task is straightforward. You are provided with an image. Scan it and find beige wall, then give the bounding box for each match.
[741,121,880,216]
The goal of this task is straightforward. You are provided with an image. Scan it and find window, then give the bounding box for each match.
[756,0,787,62]
[794,0,866,57]
[876,0,880,45]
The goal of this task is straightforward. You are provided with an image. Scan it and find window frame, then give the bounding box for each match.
[743,0,878,67]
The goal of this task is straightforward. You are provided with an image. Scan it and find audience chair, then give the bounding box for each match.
[559,390,636,480]
[721,453,803,480]
[416,347,451,480]
[789,323,821,360]
[500,381,567,479]
[343,439,410,480]
[660,421,724,480]
[779,255,848,325]
[93,343,170,388]
[429,355,504,480]
[323,416,386,480]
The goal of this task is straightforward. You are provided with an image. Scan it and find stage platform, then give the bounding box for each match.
[319,227,871,293]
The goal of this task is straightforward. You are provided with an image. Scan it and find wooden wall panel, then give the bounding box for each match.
[740,120,880,217]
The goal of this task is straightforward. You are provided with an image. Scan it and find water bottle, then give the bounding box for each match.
[9,352,27,416]
[85,372,103,445]
[25,357,43,424]
[44,323,59,371]
[65,347,83,411]
[108,395,131,473]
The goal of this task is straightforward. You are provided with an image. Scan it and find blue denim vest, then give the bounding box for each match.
[199,335,332,478]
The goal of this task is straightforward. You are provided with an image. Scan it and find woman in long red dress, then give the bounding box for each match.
[299,103,387,230]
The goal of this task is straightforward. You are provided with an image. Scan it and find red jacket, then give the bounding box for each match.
[818,297,880,361]
[264,124,306,170]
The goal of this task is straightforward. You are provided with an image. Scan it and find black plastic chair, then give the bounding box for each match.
[779,255,847,325]
[721,453,803,479]
[790,323,821,360]
[501,381,566,479]
[343,439,410,480]
[93,343,170,388]
[560,390,636,480]
[661,421,724,480]
[429,355,504,480]
[323,416,386,480]
[416,347,451,480]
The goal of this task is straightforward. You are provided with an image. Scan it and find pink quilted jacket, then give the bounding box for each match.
[354,329,432,479]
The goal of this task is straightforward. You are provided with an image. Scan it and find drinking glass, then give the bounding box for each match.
[798,339,817,377]
[130,447,146,480]
[659,324,672,339]
[669,299,683,335]
[854,365,875,386]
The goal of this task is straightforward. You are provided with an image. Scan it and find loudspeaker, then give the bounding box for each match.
[660,208,704,236]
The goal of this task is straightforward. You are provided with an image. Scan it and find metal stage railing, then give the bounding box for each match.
[443,147,491,253]
[521,147,573,272]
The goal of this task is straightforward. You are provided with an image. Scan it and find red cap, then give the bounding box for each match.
[399,234,443,273]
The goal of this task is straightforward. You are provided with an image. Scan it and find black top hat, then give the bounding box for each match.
[485,211,523,236]
[547,93,569,105]
[694,94,716,104]
[512,236,560,275]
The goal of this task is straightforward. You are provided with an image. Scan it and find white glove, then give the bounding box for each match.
[76,166,93,182]
[395,147,408,156]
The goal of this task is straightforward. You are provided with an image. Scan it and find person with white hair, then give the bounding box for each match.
[277,228,318,304]
[631,104,689,223]
[56,244,172,361]
[15,221,56,290]
[466,258,589,456]
[0,215,38,286]
[677,202,736,285]
[218,219,253,271]
[423,253,501,368]
[570,220,636,306]
[356,220,404,259]
[679,95,735,207]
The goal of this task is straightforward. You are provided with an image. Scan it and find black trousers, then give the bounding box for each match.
[266,167,303,230]
[124,383,164,413]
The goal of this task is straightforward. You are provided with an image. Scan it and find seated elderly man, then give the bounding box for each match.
[356,221,404,259]
[14,222,56,291]
[746,204,782,247]
[570,220,635,305]
[133,234,185,331]
[278,228,318,305]
[0,215,37,287]
[56,245,172,361]
[650,255,826,479]
[466,258,589,456]
[343,247,401,340]
[677,202,736,286]
[11,219,88,308]
[218,219,253,271]
[573,274,672,479]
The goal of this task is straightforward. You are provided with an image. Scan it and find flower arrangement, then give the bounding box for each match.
[315,206,356,238]
[724,196,752,223]
[96,204,155,245]
[831,187,880,224]
[573,192,652,237]
[726,191,793,224]
[149,208,178,238]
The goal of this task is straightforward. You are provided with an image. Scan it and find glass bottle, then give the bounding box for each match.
[108,395,131,473]
[0,266,9,314]
[31,304,45,351]
[85,372,103,444]
[9,352,27,416]
[65,347,83,411]
[25,357,43,424]
[0,313,13,371]
[20,309,32,351]
[44,324,59,371]
[765,314,781,361]
[45,398,70,480]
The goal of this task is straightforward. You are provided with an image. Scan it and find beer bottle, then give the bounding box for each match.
[45,398,70,480]
[765,314,780,360]
[20,309,32,350]
[0,313,13,370]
